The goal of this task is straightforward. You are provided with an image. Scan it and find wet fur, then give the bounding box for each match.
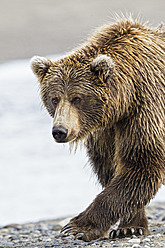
[31,18,165,241]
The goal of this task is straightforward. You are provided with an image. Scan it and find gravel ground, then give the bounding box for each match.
[0,202,165,248]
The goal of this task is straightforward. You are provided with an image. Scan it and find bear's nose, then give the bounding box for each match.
[52,126,68,143]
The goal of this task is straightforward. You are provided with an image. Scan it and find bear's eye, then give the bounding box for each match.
[52,97,58,106]
[71,97,81,105]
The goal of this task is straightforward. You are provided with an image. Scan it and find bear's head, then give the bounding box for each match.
[31,55,114,143]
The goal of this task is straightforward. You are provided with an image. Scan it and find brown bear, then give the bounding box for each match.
[31,17,165,242]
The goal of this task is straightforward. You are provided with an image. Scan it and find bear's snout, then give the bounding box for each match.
[52,126,68,143]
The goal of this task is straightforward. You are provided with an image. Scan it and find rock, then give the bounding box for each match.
[2,241,14,246]
[112,244,124,247]
[152,233,161,238]
[132,245,141,248]
[52,224,62,231]
[128,238,141,243]
[142,238,151,242]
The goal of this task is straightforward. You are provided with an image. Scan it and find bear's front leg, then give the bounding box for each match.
[61,166,163,241]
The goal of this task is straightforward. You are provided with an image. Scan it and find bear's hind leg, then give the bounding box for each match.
[110,207,150,239]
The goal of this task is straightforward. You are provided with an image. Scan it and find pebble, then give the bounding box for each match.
[152,233,161,238]
[2,241,14,245]
[112,244,124,247]
[45,238,52,242]
[132,244,140,248]
[142,238,151,242]
[128,238,141,243]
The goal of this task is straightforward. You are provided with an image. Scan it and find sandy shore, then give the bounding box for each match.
[0,0,164,63]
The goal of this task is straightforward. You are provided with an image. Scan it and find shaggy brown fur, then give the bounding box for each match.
[31,18,165,241]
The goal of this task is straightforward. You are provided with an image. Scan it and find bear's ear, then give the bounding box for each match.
[31,56,51,81]
[91,55,114,81]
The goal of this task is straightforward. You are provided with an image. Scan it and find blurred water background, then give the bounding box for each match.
[0,0,164,226]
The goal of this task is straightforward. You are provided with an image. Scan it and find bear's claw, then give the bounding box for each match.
[109,227,146,239]
[61,223,76,233]
[62,228,78,236]
[61,223,85,240]
[74,233,84,240]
